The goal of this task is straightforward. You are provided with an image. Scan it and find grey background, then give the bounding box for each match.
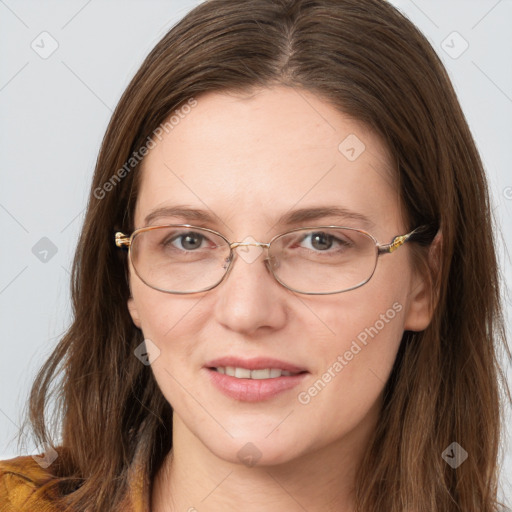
[1,0,511,504]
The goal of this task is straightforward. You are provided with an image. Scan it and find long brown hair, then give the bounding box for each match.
[21,0,510,510]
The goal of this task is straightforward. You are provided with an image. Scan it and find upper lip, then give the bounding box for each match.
[205,357,308,373]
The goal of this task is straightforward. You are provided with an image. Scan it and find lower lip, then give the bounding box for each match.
[205,368,308,402]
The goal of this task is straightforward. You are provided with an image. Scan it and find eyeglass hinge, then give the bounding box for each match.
[115,232,131,248]
[388,234,408,252]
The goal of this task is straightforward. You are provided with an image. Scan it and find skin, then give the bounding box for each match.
[127,86,433,511]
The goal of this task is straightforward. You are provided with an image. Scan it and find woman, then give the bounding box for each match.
[1,0,509,511]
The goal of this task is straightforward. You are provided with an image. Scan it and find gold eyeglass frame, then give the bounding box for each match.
[115,224,425,295]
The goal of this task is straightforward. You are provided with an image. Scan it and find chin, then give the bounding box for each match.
[201,433,305,468]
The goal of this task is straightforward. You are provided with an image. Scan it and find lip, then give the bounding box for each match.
[203,357,309,402]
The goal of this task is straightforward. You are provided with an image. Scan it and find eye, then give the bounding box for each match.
[165,231,209,251]
[299,231,353,252]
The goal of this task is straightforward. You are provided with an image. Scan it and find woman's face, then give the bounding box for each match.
[127,86,431,466]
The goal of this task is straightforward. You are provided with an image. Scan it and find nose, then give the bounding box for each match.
[212,245,288,336]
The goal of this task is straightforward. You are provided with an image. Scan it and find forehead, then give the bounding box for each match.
[135,86,400,235]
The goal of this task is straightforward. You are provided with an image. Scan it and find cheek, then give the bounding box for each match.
[316,266,407,351]
[302,268,407,385]
[132,278,194,334]
[325,296,404,375]
[130,280,211,371]
[132,288,209,409]
[295,295,405,437]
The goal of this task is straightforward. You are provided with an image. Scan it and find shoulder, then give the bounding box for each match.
[0,453,61,511]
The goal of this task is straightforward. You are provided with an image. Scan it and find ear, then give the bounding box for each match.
[127,296,142,328]
[403,231,442,332]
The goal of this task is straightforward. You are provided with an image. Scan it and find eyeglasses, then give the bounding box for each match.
[114,224,426,295]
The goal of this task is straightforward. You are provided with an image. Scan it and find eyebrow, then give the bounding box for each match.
[143,205,374,230]
[276,206,374,228]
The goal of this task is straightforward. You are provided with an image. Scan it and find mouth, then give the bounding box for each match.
[204,357,309,401]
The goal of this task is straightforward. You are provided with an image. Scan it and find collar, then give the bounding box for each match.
[0,436,152,511]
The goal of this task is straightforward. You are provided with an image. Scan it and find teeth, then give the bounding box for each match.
[235,367,251,378]
[214,367,296,379]
[270,368,282,378]
[252,369,273,379]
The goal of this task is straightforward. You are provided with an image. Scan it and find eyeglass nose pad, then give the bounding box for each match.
[222,255,232,271]
[265,255,280,271]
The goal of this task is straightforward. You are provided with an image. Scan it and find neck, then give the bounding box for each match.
[151,408,379,512]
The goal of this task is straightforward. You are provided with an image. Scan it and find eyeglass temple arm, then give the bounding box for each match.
[377,225,434,254]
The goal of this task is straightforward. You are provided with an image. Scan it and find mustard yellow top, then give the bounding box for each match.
[0,440,151,511]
